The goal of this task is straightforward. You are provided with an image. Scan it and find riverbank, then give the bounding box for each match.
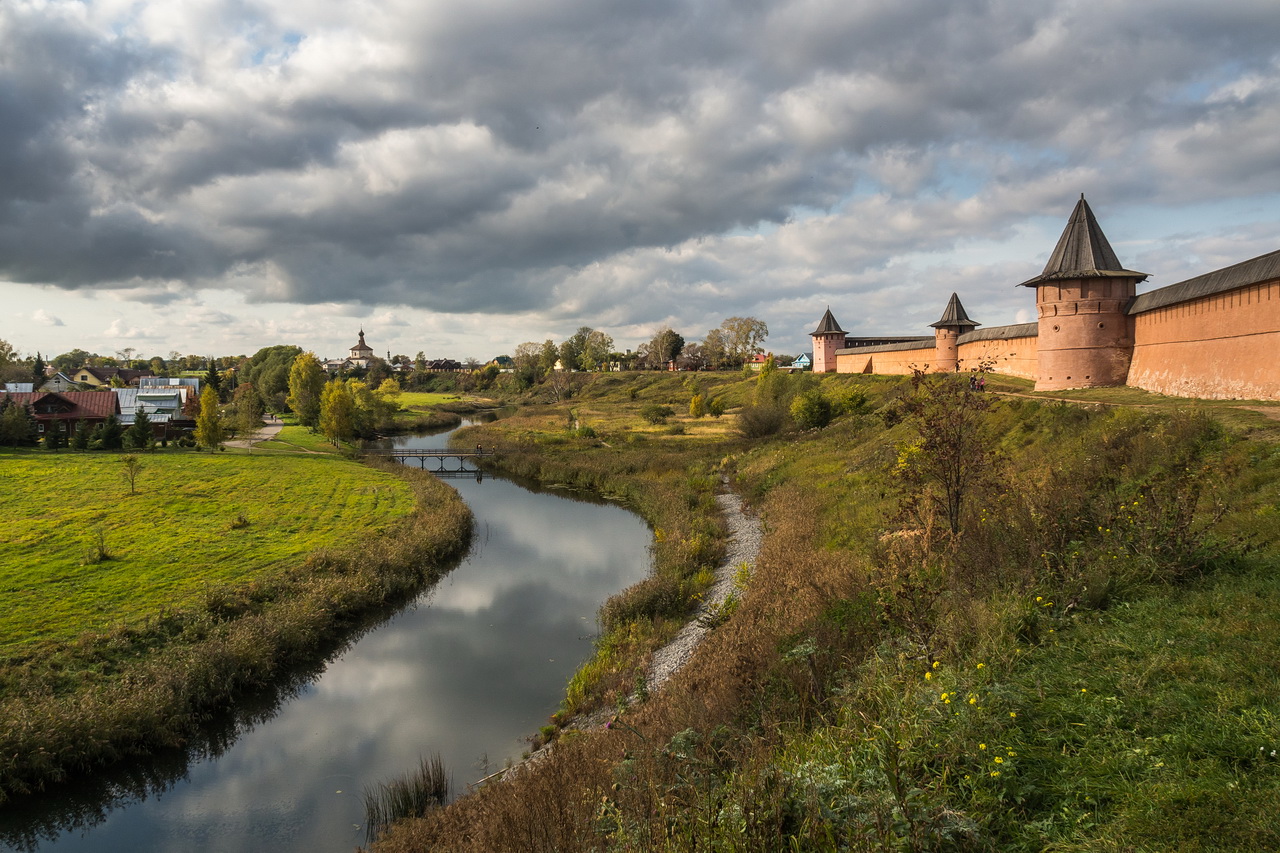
[370,371,1280,852]
[0,455,472,805]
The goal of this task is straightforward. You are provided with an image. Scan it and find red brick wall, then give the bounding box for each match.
[957,335,1039,380]
[1128,279,1280,400]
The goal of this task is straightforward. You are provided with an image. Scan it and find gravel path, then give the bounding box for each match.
[645,490,763,693]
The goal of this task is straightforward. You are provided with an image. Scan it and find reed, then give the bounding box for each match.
[363,754,451,844]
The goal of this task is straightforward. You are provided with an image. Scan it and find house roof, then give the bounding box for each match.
[811,307,845,336]
[0,391,120,419]
[930,292,980,330]
[3,383,33,393]
[1019,195,1148,287]
[1127,247,1280,315]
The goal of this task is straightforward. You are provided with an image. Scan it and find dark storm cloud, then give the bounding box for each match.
[2,0,1278,334]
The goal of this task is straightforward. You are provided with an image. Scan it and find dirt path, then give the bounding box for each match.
[645,489,763,693]
[223,415,285,450]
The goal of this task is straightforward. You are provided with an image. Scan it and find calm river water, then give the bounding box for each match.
[0,424,652,852]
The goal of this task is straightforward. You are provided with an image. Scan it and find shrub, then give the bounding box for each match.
[639,404,674,425]
[790,389,832,430]
[736,403,786,438]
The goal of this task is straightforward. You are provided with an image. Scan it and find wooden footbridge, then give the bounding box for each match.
[362,448,496,472]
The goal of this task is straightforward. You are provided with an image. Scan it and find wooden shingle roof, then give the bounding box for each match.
[811,308,845,336]
[1128,248,1280,315]
[930,292,980,330]
[1020,195,1148,287]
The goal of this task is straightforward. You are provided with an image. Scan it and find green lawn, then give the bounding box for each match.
[0,450,416,655]
[252,424,348,454]
[399,391,464,409]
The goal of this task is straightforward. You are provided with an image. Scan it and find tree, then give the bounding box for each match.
[97,414,125,450]
[124,409,155,451]
[52,349,94,373]
[580,329,614,371]
[195,385,225,449]
[539,340,559,374]
[286,352,326,428]
[240,345,303,413]
[231,382,264,440]
[721,317,769,367]
[557,340,580,372]
[121,455,143,494]
[645,328,684,369]
[204,359,222,397]
[319,380,356,446]
[894,371,998,536]
[71,419,91,451]
[0,399,38,446]
[701,328,728,370]
[31,352,46,385]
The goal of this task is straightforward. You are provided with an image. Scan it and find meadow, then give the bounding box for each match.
[0,447,472,802]
[0,451,414,655]
[373,369,1280,852]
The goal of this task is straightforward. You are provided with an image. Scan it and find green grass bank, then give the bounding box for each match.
[371,371,1280,852]
[0,450,472,803]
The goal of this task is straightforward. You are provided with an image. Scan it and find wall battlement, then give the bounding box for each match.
[814,200,1280,401]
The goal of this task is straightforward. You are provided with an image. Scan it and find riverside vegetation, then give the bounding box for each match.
[368,369,1280,852]
[0,447,472,804]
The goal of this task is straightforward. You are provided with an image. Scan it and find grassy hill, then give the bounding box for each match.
[373,370,1280,852]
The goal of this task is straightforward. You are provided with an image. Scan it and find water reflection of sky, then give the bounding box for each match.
[3,468,651,853]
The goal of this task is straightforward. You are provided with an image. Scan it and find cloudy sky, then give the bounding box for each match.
[2,0,1278,364]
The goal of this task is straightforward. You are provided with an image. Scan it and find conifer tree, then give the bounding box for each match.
[97,414,125,450]
[204,359,222,397]
[71,418,91,451]
[125,409,154,451]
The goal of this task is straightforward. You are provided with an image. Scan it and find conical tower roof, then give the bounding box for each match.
[811,307,844,336]
[1019,195,1148,287]
[929,292,980,330]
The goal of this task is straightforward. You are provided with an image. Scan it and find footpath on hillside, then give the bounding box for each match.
[646,488,763,693]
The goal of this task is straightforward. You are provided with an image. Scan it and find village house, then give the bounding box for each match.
[0,391,120,437]
[811,196,1280,401]
[70,366,154,388]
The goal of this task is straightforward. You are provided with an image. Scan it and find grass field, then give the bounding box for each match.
[399,391,465,409]
[0,450,416,656]
[252,424,348,454]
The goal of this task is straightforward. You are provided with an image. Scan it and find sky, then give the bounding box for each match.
[2,0,1279,364]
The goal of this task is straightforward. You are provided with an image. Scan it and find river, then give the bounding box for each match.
[0,423,652,852]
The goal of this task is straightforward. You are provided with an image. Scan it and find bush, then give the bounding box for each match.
[639,404,674,425]
[790,389,832,430]
[737,403,786,438]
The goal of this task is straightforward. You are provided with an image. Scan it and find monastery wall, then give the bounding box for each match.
[956,324,1039,380]
[1128,279,1280,400]
[836,344,935,375]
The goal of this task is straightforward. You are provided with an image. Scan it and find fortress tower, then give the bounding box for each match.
[929,293,979,372]
[810,308,845,373]
[1020,196,1148,391]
